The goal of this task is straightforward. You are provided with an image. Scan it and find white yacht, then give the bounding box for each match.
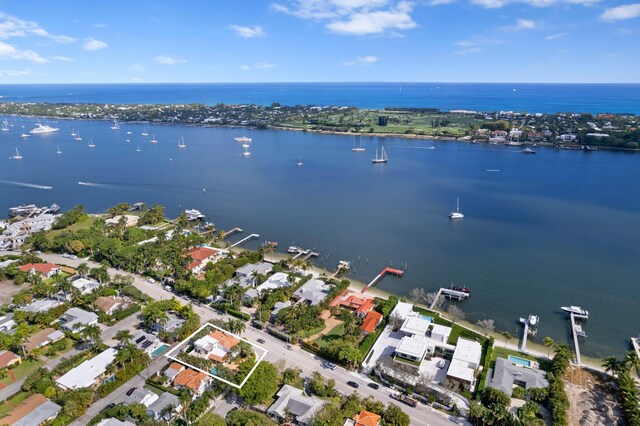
[12,147,22,160]
[30,123,59,134]
[20,133,30,138]
[185,209,205,221]
[372,146,388,164]
[449,198,464,219]
[234,136,252,143]
[561,306,589,317]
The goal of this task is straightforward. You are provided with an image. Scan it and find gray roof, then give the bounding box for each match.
[271,301,292,317]
[96,418,136,426]
[291,279,331,306]
[121,387,157,406]
[488,357,549,396]
[13,399,61,426]
[243,288,259,301]
[223,275,253,289]
[153,315,185,333]
[147,392,180,414]
[0,313,14,328]
[132,329,158,352]
[236,262,272,277]
[268,385,325,424]
[59,307,98,331]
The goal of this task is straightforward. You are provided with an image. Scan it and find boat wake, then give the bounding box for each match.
[0,179,53,190]
[484,169,501,172]
[77,181,123,190]
[397,146,436,150]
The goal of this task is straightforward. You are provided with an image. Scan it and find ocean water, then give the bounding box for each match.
[0,83,639,114]
[1,116,639,358]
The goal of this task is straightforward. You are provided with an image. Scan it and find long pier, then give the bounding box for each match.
[290,248,319,260]
[569,313,588,366]
[227,233,259,249]
[430,287,470,309]
[362,267,403,293]
[221,227,243,239]
[521,321,530,352]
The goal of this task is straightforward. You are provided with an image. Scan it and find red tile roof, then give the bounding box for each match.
[0,350,20,369]
[359,311,383,334]
[329,289,375,315]
[19,263,60,275]
[184,247,219,271]
[353,410,381,426]
[209,330,239,350]
[173,368,209,392]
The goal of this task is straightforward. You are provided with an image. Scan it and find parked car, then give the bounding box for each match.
[164,285,172,292]
[368,382,380,390]
[101,403,116,412]
[257,338,266,344]
[437,359,446,368]
[323,362,337,370]
[125,387,137,396]
[347,381,359,388]
[148,278,156,283]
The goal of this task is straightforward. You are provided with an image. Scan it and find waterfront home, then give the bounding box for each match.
[0,393,61,426]
[446,338,482,389]
[94,296,127,315]
[0,213,59,250]
[122,387,159,407]
[0,313,16,333]
[236,262,273,282]
[0,350,21,369]
[487,357,548,396]
[58,307,99,332]
[147,392,181,421]
[193,329,239,363]
[131,329,161,355]
[70,277,102,295]
[389,301,415,322]
[105,214,139,227]
[242,272,291,302]
[18,298,63,314]
[151,313,185,334]
[24,328,65,352]
[56,348,117,390]
[96,419,136,426]
[164,362,185,383]
[360,311,383,335]
[172,367,211,397]
[270,300,292,320]
[329,289,375,318]
[291,278,332,306]
[267,384,326,426]
[559,133,577,142]
[345,410,382,426]
[430,324,452,344]
[394,335,430,367]
[19,263,61,278]
[400,316,431,337]
[184,246,222,275]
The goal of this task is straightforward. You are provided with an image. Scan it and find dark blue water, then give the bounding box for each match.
[1,116,639,358]
[1,83,639,114]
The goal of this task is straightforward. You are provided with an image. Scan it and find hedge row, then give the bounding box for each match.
[474,337,494,396]
[359,318,387,358]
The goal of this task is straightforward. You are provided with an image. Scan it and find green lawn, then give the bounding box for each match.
[447,324,485,346]
[491,346,544,363]
[0,359,44,386]
[313,323,346,348]
[0,391,31,417]
[45,216,98,240]
[298,325,325,339]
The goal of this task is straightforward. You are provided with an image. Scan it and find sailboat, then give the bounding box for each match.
[110,119,120,130]
[372,145,388,164]
[126,131,132,135]
[12,147,22,160]
[136,145,141,152]
[1,120,9,131]
[87,139,95,148]
[150,134,158,143]
[74,132,83,141]
[178,137,186,148]
[449,198,464,219]
[242,144,251,156]
[141,127,148,136]
[70,128,77,137]
[352,136,365,152]
[56,146,62,154]
[296,157,303,167]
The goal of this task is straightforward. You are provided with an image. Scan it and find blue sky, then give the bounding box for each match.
[0,0,638,83]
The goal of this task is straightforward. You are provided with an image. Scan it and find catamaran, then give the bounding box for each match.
[372,145,388,163]
[87,139,95,148]
[178,137,186,148]
[30,123,59,134]
[12,147,22,160]
[449,198,464,219]
[352,136,365,152]
[150,134,158,143]
[110,119,120,130]
[234,136,252,143]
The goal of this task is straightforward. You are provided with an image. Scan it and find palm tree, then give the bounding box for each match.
[178,388,193,422]
[343,314,357,336]
[543,337,555,359]
[603,355,622,377]
[81,324,102,345]
[115,329,134,347]
[160,404,175,421]
[501,331,512,349]
[624,350,639,373]
[77,262,89,278]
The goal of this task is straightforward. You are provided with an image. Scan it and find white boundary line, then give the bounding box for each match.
[164,322,268,389]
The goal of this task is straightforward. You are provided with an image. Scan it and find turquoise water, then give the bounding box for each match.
[419,315,434,323]
[151,344,169,358]
[210,367,218,374]
[508,355,532,367]
[1,116,638,358]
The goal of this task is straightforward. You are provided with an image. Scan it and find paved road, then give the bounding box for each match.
[5,251,460,425]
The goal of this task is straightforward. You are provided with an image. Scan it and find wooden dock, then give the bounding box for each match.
[569,313,588,366]
[362,267,404,293]
[227,233,259,249]
[429,287,470,309]
[290,248,319,260]
[221,227,243,239]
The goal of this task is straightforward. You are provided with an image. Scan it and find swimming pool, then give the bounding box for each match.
[508,355,532,368]
[151,344,170,358]
[419,315,434,323]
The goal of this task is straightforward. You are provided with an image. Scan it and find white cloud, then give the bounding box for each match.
[500,18,537,31]
[470,0,598,8]
[545,32,568,40]
[240,62,277,71]
[0,41,47,63]
[155,55,187,65]
[0,12,75,43]
[615,27,634,35]
[83,37,108,51]
[428,0,457,4]
[343,55,379,65]
[52,55,74,62]
[229,25,266,38]
[453,47,483,54]
[132,63,146,72]
[273,0,417,36]
[0,68,30,77]
[455,38,504,46]
[93,23,107,28]
[600,3,640,21]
